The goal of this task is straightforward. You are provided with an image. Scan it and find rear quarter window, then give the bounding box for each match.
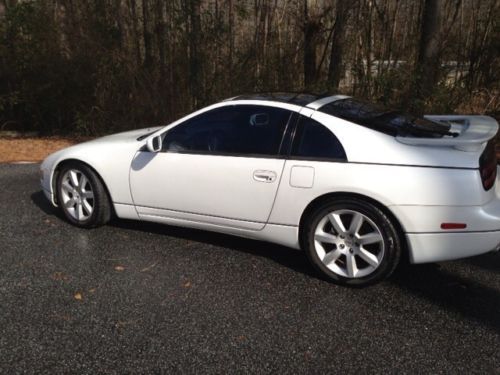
[291,116,347,161]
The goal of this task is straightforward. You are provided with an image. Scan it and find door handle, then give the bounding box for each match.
[253,170,277,183]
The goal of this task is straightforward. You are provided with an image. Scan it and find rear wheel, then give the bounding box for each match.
[303,198,401,286]
[56,162,111,228]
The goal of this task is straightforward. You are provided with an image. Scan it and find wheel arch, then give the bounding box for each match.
[51,158,114,212]
[298,192,409,260]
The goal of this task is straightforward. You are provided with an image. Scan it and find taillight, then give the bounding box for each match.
[479,140,497,191]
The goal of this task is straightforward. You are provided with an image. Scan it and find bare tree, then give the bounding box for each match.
[327,0,352,91]
[189,0,202,107]
[0,0,497,135]
[303,0,320,87]
[412,0,443,110]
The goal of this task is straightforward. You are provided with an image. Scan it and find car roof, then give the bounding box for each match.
[226,92,349,108]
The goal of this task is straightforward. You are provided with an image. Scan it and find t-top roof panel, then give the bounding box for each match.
[230,92,330,106]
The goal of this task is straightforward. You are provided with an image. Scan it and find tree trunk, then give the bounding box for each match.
[328,0,349,91]
[155,0,166,82]
[413,0,442,109]
[142,0,153,69]
[228,0,234,91]
[303,0,319,88]
[189,0,202,107]
[129,0,142,66]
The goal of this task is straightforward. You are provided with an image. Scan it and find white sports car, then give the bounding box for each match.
[40,93,500,286]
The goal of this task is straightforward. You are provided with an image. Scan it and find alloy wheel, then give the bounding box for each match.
[313,209,385,278]
[60,169,95,221]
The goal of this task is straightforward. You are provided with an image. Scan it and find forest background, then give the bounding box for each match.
[0,0,498,136]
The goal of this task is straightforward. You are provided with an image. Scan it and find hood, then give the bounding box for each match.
[83,126,163,146]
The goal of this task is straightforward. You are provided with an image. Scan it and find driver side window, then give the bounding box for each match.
[162,105,292,157]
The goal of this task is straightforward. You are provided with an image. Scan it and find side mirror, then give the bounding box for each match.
[146,135,162,153]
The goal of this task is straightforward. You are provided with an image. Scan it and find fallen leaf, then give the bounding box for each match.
[74,292,83,301]
[114,265,125,272]
[183,281,191,288]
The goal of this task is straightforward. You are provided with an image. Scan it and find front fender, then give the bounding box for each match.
[41,140,142,206]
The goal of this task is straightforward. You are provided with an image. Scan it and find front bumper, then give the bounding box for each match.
[42,187,55,206]
[407,231,500,263]
[40,164,57,207]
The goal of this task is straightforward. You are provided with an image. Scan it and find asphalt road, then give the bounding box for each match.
[0,163,499,374]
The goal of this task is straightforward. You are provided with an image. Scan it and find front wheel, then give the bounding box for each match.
[56,162,111,228]
[303,198,401,287]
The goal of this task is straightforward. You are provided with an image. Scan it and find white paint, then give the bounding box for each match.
[39,99,500,265]
[290,166,315,188]
[130,152,284,230]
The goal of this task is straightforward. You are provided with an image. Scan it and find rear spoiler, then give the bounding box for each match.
[396,115,498,152]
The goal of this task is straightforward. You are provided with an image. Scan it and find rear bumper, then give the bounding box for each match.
[395,174,500,263]
[407,231,500,263]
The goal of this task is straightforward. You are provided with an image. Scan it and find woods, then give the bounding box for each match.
[0,0,498,135]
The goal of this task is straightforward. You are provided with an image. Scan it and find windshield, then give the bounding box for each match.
[319,98,452,138]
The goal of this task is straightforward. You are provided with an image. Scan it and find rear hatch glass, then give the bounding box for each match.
[320,98,453,138]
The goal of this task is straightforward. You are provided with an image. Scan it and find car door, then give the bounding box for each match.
[129,104,294,230]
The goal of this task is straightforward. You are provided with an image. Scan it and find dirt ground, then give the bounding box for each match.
[0,138,81,163]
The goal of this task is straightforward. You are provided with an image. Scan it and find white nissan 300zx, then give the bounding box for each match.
[40,93,500,286]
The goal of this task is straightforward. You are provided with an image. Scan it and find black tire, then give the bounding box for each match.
[303,197,401,287]
[56,161,112,228]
